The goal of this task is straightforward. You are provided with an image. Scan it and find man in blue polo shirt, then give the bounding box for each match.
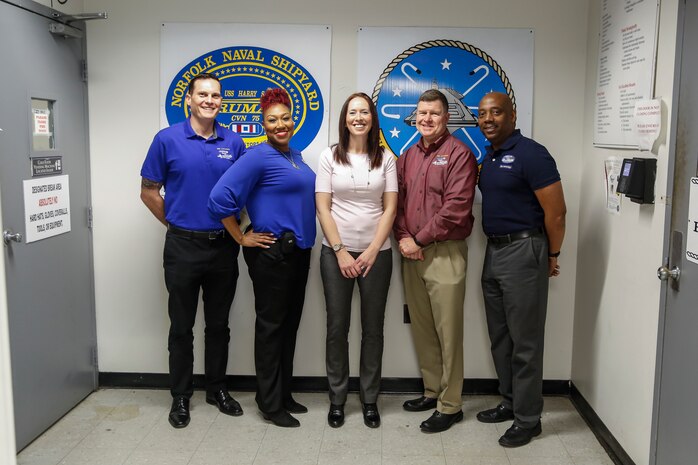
[476,92,566,447]
[140,73,246,428]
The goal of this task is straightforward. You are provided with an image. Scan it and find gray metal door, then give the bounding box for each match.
[0,1,96,450]
[653,1,698,464]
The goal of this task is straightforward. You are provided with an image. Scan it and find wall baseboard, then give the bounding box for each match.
[570,383,636,465]
[98,372,570,396]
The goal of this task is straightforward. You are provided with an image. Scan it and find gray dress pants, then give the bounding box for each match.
[481,234,549,428]
[320,245,392,405]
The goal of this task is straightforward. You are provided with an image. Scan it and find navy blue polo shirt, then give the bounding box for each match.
[478,130,560,236]
[208,142,317,249]
[141,119,246,231]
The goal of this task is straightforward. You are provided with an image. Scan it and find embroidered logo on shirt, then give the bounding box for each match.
[432,154,449,166]
[216,148,233,159]
[501,154,515,163]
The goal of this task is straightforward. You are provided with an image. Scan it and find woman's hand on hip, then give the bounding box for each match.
[241,229,276,248]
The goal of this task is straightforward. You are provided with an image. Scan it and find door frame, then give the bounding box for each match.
[649,0,687,463]
[0,182,17,465]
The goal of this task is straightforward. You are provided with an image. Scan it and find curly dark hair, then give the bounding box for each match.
[260,87,291,111]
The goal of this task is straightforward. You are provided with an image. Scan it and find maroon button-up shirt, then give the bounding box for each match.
[393,133,477,245]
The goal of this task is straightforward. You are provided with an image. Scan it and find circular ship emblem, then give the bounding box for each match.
[373,40,516,164]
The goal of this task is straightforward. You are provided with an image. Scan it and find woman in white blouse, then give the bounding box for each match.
[316,92,398,429]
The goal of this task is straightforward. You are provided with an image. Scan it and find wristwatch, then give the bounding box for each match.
[548,251,561,258]
[332,243,345,252]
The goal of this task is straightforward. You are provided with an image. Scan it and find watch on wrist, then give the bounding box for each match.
[332,243,345,252]
[548,251,561,258]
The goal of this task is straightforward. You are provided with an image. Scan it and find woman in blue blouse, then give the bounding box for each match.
[209,88,316,428]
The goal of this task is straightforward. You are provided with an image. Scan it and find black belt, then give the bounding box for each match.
[487,227,544,245]
[168,225,227,240]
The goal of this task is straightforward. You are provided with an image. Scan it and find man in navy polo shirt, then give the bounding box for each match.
[140,73,246,428]
[476,92,566,447]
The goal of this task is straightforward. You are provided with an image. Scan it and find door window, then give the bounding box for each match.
[31,98,55,151]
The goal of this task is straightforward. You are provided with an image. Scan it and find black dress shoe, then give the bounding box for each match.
[262,410,300,428]
[327,404,344,428]
[168,396,190,429]
[206,389,243,416]
[476,404,515,423]
[362,403,380,428]
[498,421,542,447]
[283,397,308,414]
[419,410,463,433]
[403,396,437,412]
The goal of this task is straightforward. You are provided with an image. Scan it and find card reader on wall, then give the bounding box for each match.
[615,157,657,204]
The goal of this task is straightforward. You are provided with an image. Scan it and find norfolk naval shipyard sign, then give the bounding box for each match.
[165,46,324,151]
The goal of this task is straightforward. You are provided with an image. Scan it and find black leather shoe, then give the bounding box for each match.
[283,397,308,414]
[168,396,190,428]
[403,396,437,412]
[328,404,344,428]
[419,410,463,433]
[362,403,380,428]
[476,404,515,423]
[262,410,300,428]
[206,389,243,416]
[498,421,542,447]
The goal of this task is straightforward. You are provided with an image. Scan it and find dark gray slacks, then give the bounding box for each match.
[481,234,549,428]
[320,245,393,405]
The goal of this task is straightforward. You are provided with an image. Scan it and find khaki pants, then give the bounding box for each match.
[402,240,467,414]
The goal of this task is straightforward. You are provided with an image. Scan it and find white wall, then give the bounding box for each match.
[572,1,679,464]
[84,0,587,381]
[0,184,18,465]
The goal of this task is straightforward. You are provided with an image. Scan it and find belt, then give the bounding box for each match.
[487,227,544,245]
[168,225,227,240]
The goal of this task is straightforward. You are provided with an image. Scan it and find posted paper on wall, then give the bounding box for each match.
[23,175,71,243]
[633,99,661,150]
[593,0,659,147]
[605,158,622,214]
[686,177,698,264]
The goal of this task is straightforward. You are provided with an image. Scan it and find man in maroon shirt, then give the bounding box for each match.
[394,89,478,433]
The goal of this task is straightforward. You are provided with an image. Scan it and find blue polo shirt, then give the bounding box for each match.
[141,119,246,231]
[208,142,316,249]
[478,130,560,236]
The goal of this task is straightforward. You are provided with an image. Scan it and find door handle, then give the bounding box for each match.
[657,265,681,282]
[3,230,22,245]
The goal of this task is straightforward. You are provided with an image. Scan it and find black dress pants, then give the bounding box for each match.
[163,231,240,398]
[243,244,311,414]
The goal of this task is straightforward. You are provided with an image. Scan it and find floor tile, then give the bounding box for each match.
[383,454,447,465]
[188,449,256,465]
[17,447,71,465]
[123,449,193,465]
[317,450,382,465]
[508,457,575,465]
[57,447,130,465]
[572,456,616,465]
[445,457,512,465]
[16,390,615,465]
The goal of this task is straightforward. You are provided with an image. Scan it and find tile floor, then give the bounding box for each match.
[17,389,615,465]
